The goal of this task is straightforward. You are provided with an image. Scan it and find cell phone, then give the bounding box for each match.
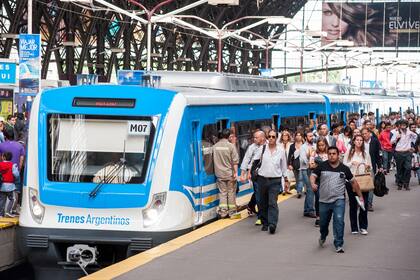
[355,196,366,211]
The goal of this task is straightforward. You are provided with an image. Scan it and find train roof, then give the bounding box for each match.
[286,82,361,95]
[154,71,284,93]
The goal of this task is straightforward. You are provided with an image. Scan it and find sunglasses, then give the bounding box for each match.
[268,135,276,139]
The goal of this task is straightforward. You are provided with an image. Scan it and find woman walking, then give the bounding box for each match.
[343,135,371,235]
[288,131,305,198]
[309,138,329,227]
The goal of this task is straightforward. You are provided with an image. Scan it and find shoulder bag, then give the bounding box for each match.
[354,163,374,192]
[251,145,266,181]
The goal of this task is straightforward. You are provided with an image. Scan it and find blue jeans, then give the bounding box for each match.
[301,169,315,214]
[416,169,420,183]
[319,199,345,249]
[382,150,393,172]
[294,170,303,194]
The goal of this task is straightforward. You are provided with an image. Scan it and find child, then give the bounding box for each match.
[0,152,20,218]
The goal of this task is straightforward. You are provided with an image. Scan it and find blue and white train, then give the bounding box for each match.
[18,72,418,276]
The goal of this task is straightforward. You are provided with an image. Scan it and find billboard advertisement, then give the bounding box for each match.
[0,60,16,84]
[117,70,144,85]
[19,34,41,94]
[322,2,420,47]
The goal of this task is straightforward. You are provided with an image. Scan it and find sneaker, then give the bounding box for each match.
[318,238,325,247]
[268,224,276,234]
[297,193,302,199]
[314,219,320,227]
[404,184,411,191]
[397,184,402,190]
[261,225,268,231]
[336,247,345,253]
[246,206,255,216]
[229,212,241,219]
[5,213,16,218]
[351,231,359,235]
[360,229,368,235]
[255,219,262,226]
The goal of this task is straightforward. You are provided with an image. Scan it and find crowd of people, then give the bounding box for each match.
[0,113,27,218]
[213,110,420,253]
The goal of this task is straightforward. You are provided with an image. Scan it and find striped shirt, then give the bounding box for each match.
[312,161,354,203]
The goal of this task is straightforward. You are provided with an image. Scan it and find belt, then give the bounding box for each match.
[260,176,281,180]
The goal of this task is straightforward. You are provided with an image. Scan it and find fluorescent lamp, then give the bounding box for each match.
[267,16,292,25]
[110,47,125,53]
[335,40,354,47]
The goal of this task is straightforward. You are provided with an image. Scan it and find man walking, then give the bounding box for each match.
[240,130,266,224]
[310,147,364,253]
[391,120,417,190]
[213,129,239,218]
[301,131,316,218]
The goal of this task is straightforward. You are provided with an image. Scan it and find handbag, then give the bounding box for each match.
[250,145,266,181]
[354,163,374,192]
[291,153,300,170]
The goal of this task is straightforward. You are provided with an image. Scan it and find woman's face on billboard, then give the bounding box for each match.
[322,3,349,41]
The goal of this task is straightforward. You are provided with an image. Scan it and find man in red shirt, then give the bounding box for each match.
[379,122,393,174]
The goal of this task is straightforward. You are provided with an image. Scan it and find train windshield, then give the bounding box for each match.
[47,114,156,184]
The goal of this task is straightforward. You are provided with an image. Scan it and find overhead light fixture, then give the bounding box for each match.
[208,0,239,5]
[267,16,292,25]
[62,41,79,47]
[335,40,354,47]
[1,33,19,39]
[110,47,125,53]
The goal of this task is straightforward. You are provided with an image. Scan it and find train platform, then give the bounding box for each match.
[82,174,420,280]
[0,216,23,271]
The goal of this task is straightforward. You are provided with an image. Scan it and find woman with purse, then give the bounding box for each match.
[288,131,304,198]
[343,135,372,235]
[309,138,329,227]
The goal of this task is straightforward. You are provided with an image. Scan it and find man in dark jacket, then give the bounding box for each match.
[362,128,383,212]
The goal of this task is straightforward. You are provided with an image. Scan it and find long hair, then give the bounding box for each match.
[316,137,329,154]
[347,135,366,162]
[327,3,396,47]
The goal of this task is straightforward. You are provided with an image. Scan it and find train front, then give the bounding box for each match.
[17,85,188,276]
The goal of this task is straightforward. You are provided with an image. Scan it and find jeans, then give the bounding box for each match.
[382,150,394,172]
[248,180,260,216]
[257,177,282,227]
[395,151,412,185]
[314,190,320,216]
[416,169,420,184]
[347,186,369,232]
[301,169,315,214]
[319,199,345,249]
[0,191,16,216]
[294,170,303,194]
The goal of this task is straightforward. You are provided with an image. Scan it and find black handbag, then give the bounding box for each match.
[251,145,266,181]
[291,154,300,170]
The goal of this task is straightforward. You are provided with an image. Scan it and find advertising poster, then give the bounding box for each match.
[322,2,420,47]
[19,34,41,93]
[117,70,144,85]
[0,60,17,84]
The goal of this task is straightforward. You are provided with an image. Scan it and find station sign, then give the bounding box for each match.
[19,34,41,94]
[0,60,16,84]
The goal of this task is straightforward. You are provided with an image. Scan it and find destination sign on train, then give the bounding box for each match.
[73,97,136,108]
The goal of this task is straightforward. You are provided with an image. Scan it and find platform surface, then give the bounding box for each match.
[88,173,420,280]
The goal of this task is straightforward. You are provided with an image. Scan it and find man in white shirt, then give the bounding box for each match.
[252,130,289,234]
[391,120,417,190]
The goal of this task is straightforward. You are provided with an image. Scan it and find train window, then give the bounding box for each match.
[217,119,228,132]
[234,121,253,164]
[201,124,218,175]
[281,116,308,131]
[317,114,326,124]
[47,114,156,184]
[253,119,272,131]
[272,115,279,130]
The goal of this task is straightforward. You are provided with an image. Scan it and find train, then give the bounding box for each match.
[17,72,419,278]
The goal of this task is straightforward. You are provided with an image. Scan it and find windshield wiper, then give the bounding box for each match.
[89,141,128,199]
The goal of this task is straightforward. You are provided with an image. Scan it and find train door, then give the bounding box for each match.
[191,120,204,225]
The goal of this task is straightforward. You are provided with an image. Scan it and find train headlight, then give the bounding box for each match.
[142,192,166,228]
[29,188,45,224]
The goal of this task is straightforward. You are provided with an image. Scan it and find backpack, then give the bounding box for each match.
[373,172,388,197]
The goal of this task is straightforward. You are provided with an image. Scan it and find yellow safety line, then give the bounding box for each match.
[80,191,295,280]
[0,217,19,229]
